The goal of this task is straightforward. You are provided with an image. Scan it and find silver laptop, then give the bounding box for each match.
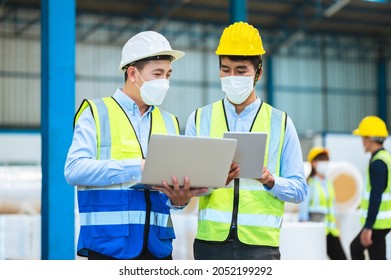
[140,134,237,188]
[224,132,267,178]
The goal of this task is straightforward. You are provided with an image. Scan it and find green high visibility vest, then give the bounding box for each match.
[195,99,286,246]
[360,149,391,229]
[307,177,340,237]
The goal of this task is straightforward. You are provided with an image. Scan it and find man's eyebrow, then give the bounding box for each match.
[235,65,249,70]
[221,64,248,69]
[152,68,172,73]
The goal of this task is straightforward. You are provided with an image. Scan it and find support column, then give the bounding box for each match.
[41,0,76,260]
[230,0,247,23]
[265,56,274,106]
[377,43,387,121]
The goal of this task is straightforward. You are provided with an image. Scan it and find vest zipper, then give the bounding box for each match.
[229,178,240,239]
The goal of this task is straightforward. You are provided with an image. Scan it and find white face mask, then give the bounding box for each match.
[135,71,169,105]
[221,76,254,105]
[316,161,329,177]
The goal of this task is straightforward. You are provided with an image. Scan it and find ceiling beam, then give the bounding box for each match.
[145,0,191,32]
[77,15,110,41]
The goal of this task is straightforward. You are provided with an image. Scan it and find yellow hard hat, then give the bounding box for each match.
[352,116,389,137]
[307,146,329,162]
[215,21,266,56]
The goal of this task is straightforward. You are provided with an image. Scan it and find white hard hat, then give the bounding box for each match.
[119,31,185,71]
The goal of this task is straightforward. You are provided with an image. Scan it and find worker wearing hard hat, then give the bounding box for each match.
[185,21,308,260]
[350,116,391,260]
[299,146,347,260]
[64,31,207,260]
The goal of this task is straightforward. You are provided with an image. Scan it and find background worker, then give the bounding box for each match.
[299,146,347,260]
[185,21,307,260]
[64,31,207,260]
[350,116,391,260]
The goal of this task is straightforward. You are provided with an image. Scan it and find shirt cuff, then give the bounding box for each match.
[166,199,189,210]
[267,175,284,197]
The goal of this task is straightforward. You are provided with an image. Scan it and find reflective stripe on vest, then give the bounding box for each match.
[308,177,340,237]
[195,99,286,246]
[75,97,179,160]
[73,97,179,258]
[360,150,391,229]
[79,210,172,227]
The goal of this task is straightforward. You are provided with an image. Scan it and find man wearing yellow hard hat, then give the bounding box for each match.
[299,146,347,260]
[65,31,207,260]
[350,116,391,260]
[185,22,308,260]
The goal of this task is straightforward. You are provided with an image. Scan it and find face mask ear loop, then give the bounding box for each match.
[134,69,145,90]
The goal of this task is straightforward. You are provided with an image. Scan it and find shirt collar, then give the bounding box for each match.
[314,175,326,183]
[223,96,262,115]
[113,88,153,115]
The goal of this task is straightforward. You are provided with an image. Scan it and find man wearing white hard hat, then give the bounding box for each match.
[65,31,207,260]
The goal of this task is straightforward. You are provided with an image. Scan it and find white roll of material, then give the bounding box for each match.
[327,161,363,213]
[0,166,41,214]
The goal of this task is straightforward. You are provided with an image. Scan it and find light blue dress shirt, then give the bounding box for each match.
[64,89,151,187]
[185,97,307,204]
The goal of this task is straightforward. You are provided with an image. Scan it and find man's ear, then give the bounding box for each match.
[257,67,263,80]
[127,66,137,83]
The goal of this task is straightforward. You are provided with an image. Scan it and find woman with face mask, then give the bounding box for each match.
[299,147,347,260]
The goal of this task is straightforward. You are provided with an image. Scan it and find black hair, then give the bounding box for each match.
[123,55,174,82]
[371,137,385,145]
[218,55,263,85]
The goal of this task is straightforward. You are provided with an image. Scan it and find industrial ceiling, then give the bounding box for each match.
[2,0,391,52]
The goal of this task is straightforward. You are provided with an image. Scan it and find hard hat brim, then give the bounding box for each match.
[307,147,329,162]
[215,50,266,56]
[119,49,185,72]
[352,129,362,136]
[352,128,388,137]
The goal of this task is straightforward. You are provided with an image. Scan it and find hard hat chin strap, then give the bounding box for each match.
[253,55,263,86]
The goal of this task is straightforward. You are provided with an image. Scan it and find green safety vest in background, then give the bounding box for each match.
[307,177,340,237]
[360,149,391,229]
[195,99,286,247]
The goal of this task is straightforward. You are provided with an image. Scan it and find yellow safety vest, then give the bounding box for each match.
[73,97,180,258]
[307,177,340,237]
[195,99,286,246]
[360,149,391,229]
[75,97,179,160]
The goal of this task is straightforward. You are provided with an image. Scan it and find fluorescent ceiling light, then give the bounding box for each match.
[324,0,352,18]
[362,0,391,3]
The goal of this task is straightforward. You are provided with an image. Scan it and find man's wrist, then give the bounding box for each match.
[171,200,188,209]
